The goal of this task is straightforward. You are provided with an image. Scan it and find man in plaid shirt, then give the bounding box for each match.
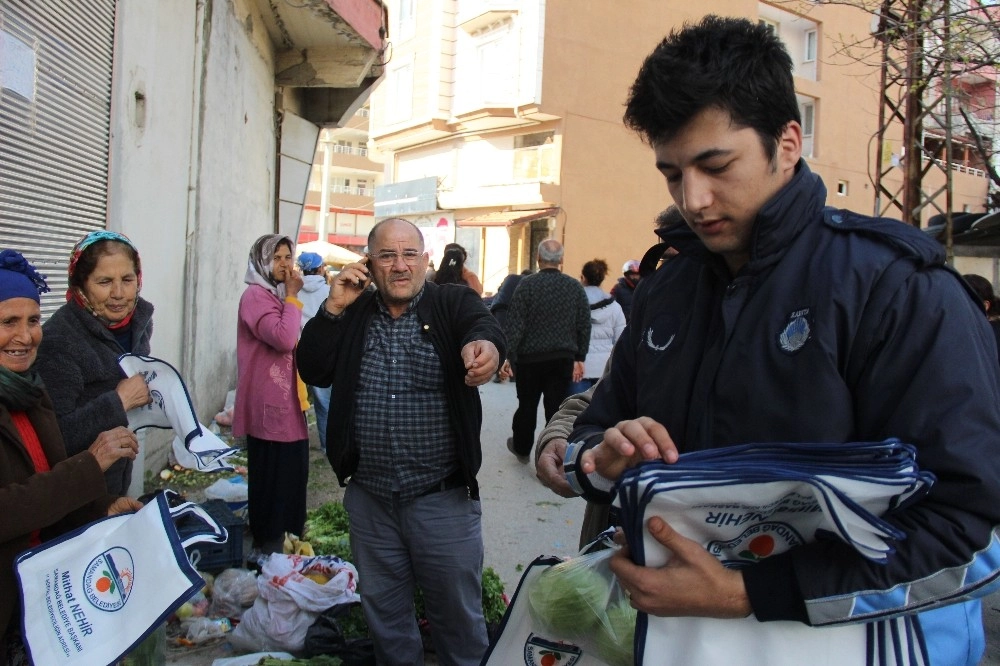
[298,218,505,665]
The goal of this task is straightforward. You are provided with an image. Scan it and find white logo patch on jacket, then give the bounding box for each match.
[778,308,812,354]
[646,327,676,352]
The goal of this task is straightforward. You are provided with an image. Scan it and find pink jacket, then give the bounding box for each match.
[232,285,308,442]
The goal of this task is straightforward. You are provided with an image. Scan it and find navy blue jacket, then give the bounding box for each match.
[296,282,506,500]
[570,162,1000,644]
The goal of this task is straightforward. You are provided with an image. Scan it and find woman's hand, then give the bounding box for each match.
[284,266,304,298]
[88,426,139,471]
[107,497,143,516]
[116,374,151,411]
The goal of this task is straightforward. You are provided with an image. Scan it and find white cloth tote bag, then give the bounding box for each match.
[15,490,227,666]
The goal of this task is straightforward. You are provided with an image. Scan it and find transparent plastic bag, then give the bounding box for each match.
[209,568,259,619]
[526,546,636,666]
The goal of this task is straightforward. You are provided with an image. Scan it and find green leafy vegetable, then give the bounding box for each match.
[527,560,610,636]
[593,598,636,666]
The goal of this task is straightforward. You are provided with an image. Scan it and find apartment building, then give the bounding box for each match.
[300,107,385,254]
[367,1,993,292]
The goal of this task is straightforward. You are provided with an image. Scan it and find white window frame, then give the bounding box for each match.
[385,57,414,124]
[759,17,779,35]
[395,0,416,42]
[804,30,817,63]
[802,102,815,137]
[473,21,517,105]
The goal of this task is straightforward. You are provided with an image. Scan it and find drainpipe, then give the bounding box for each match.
[319,135,332,241]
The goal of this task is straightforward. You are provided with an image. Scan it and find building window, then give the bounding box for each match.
[802,103,815,137]
[335,140,352,154]
[473,22,517,105]
[394,0,415,42]
[513,131,556,181]
[804,30,817,62]
[759,17,779,35]
[386,59,414,124]
[837,180,849,196]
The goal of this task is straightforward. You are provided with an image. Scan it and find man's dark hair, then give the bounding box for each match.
[654,205,685,229]
[623,15,800,162]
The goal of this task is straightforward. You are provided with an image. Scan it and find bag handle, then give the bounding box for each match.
[159,490,229,548]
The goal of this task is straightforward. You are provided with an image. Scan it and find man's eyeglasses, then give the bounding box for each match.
[372,250,424,267]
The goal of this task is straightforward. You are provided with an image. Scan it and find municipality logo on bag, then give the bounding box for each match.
[523,634,582,666]
[82,547,134,611]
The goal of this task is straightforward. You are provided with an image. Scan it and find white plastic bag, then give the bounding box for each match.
[204,477,249,504]
[228,554,360,653]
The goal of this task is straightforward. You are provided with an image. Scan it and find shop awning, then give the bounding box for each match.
[456,207,560,228]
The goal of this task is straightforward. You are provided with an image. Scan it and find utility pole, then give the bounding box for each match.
[873,0,955,242]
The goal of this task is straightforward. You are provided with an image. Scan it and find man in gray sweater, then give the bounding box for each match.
[501,239,590,463]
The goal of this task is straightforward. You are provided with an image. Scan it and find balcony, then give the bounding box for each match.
[253,0,387,126]
[457,1,520,33]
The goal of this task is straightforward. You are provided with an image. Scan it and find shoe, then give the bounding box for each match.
[507,437,529,464]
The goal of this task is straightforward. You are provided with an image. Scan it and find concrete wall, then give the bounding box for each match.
[110,0,279,471]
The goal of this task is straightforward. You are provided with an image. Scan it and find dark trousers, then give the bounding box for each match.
[511,357,574,456]
[246,435,309,552]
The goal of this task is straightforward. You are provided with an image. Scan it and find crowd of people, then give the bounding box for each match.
[4,13,1000,666]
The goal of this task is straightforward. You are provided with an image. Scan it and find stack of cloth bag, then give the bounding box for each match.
[614,439,935,666]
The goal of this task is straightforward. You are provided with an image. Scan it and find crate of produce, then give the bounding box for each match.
[177,499,245,574]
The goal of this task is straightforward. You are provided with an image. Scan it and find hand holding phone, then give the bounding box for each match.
[325,256,371,316]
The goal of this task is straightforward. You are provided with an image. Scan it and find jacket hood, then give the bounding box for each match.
[747,160,826,272]
[300,274,328,294]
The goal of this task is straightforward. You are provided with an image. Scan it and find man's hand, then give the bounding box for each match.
[580,416,679,482]
[572,361,585,383]
[499,359,514,381]
[611,516,751,618]
[107,497,143,516]
[461,340,500,386]
[536,438,577,498]
[326,258,370,315]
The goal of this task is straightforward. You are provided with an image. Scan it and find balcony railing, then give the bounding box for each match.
[330,185,375,196]
[925,155,987,178]
[330,144,369,157]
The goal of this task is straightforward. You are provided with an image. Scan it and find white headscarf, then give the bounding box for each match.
[244,234,293,299]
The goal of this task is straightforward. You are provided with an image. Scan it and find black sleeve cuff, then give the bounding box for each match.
[564,433,616,504]
[742,552,809,623]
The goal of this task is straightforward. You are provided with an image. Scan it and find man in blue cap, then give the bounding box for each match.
[296,251,331,451]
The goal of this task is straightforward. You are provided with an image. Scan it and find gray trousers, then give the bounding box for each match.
[344,482,489,666]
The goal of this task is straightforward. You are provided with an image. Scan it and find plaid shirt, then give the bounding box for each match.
[352,289,459,501]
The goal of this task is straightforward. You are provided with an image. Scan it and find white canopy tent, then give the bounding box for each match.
[296,240,363,267]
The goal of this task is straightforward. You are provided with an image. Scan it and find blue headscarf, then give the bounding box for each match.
[0,249,50,303]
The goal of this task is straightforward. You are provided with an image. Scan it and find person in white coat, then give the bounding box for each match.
[296,252,332,451]
[571,259,625,394]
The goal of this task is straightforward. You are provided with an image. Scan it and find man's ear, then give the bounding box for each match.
[777,121,803,173]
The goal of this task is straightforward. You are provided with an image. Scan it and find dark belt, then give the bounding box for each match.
[418,470,466,497]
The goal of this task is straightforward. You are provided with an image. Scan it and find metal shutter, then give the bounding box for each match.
[0,0,116,317]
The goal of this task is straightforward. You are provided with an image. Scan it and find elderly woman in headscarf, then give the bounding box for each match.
[233,234,308,557]
[0,249,141,663]
[34,231,154,496]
